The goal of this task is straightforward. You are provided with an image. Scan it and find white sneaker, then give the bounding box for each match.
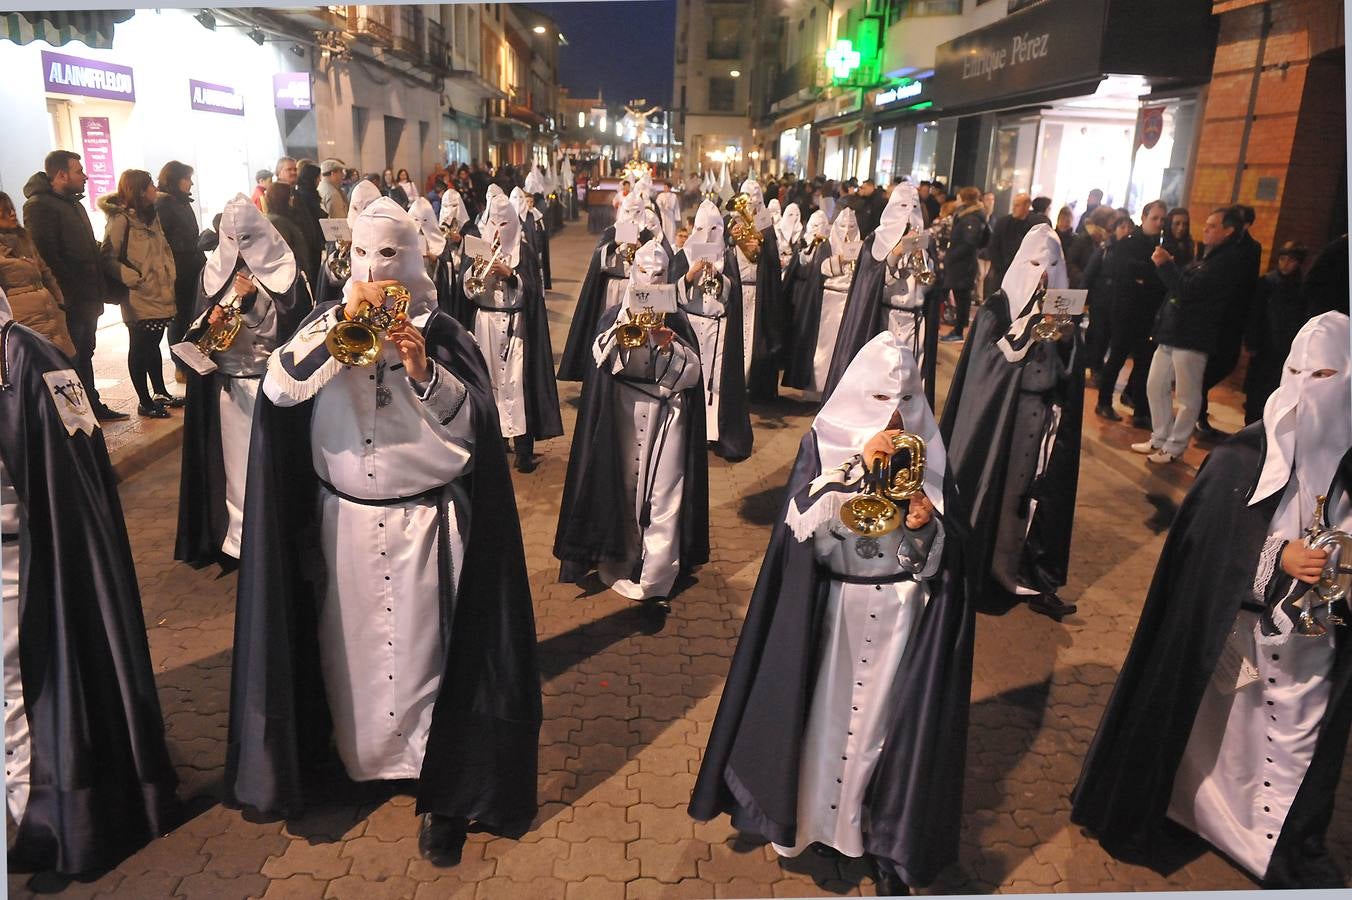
[1130,441,1158,455]
[1147,449,1180,465]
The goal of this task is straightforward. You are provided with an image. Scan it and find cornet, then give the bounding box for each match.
[327,240,352,281]
[464,234,503,299]
[1030,286,1075,342]
[616,241,639,265]
[1281,495,1352,636]
[614,307,667,350]
[840,432,927,537]
[196,291,243,355]
[326,283,411,368]
[697,260,721,296]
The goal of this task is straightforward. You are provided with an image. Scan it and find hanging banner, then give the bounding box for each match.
[1138,105,1166,149]
[42,49,135,102]
[78,117,115,210]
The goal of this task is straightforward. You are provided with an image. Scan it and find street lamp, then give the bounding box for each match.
[532,25,547,34]
[729,69,741,78]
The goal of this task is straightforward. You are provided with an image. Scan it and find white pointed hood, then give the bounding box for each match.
[871,181,925,262]
[524,167,547,195]
[439,187,468,231]
[616,189,647,227]
[767,198,782,222]
[776,203,803,247]
[407,196,447,258]
[996,224,1068,363]
[802,209,828,246]
[511,186,542,223]
[346,179,383,229]
[1251,312,1351,521]
[485,193,522,267]
[560,157,574,185]
[343,197,437,316]
[684,199,726,271]
[623,239,670,314]
[739,178,764,211]
[829,207,860,260]
[203,193,297,296]
[477,183,506,229]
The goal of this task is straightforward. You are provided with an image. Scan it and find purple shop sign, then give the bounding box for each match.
[190,80,245,116]
[273,72,311,111]
[78,117,116,210]
[42,50,135,103]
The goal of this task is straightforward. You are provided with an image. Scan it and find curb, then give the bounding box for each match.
[110,421,184,484]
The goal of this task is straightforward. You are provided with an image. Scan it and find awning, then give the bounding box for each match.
[3,10,132,49]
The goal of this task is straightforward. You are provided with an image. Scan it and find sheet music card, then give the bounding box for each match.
[461,234,490,260]
[614,222,640,245]
[628,283,678,313]
[1040,288,1088,317]
[682,241,721,266]
[319,218,351,242]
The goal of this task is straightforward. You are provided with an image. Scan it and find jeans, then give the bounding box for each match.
[63,305,104,407]
[1146,344,1208,456]
[951,288,974,333]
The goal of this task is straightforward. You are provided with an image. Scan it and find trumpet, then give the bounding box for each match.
[327,240,352,281]
[617,241,639,265]
[905,247,937,286]
[728,193,763,264]
[326,284,411,367]
[840,432,927,537]
[464,234,503,299]
[196,291,243,354]
[614,307,667,349]
[1282,495,1352,636]
[1030,286,1075,342]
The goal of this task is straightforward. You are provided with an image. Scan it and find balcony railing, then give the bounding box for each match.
[426,20,449,72]
[391,6,425,60]
[772,57,824,101]
[349,5,393,44]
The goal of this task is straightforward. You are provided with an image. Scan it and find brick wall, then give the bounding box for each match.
[1187,0,1345,267]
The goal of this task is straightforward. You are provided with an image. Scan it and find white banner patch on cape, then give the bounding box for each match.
[42,369,99,436]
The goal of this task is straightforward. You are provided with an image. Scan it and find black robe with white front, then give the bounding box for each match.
[781,240,830,393]
[0,318,180,874]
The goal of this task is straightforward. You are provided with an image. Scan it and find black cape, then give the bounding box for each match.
[452,240,563,441]
[0,320,181,874]
[780,240,830,392]
[669,249,755,461]
[822,235,939,406]
[557,226,662,382]
[553,305,710,582]
[741,228,784,404]
[174,262,312,567]
[776,238,802,366]
[1072,428,1352,889]
[223,305,542,832]
[938,292,1084,613]
[688,429,974,886]
[525,211,552,289]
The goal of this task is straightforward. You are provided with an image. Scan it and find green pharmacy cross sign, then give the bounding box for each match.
[825,39,861,81]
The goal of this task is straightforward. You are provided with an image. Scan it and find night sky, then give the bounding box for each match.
[527,1,676,109]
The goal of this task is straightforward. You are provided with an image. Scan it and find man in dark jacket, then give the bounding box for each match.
[855,179,887,239]
[939,187,989,343]
[1095,200,1167,423]
[1132,207,1248,464]
[1197,204,1262,436]
[986,192,1032,293]
[21,150,125,420]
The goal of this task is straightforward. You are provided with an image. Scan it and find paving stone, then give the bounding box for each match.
[626,838,710,883]
[557,802,640,842]
[259,876,329,900]
[175,870,269,898]
[261,841,353,880]
[553,836,641,882]
[563,875,627,900]
[323,874,419,899]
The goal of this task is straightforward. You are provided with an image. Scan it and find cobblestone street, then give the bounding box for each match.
[10,216,1350,899]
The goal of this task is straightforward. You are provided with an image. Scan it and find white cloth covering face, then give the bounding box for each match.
[345,198,439,317]
[616,189,647,228]
[407,197,448,259]
[684,200,725,271]
[439,187,468,233]
[767,198,782,223]
[739,178,764,211]
[996,223,1069,363]
[802,210,828,247]
[346,179,383,230]
[775,203,803,250]
[511,186,543,223]
[477,184,506,229]
[484,194,523,268]
[870,182,924,263]
[523,167,547,196]
[203,194,297,297]
[828,208,860,261]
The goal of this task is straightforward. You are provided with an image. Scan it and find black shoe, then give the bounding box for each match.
[94,403,130,422]
[515,452,540,473]
[137,402,171,420]
[1195,419,1224,439]
[1120,393,1135,410]
[1130,414,1151,430]
[1094,404,1121,422]
[868,854,910,896]
[153,392,186,409]
[1027,592,1077,621]
[418,813,468,867]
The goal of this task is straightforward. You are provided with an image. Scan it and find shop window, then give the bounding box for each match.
[708,77,735,112]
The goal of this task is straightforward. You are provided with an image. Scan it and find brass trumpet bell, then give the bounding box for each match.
[1285,495,1352,636]
[840,432,928,537]
[907,248,937,286]
[196,304,242,355]
[728,193,763,264]
[616,307,666,349]
[326,285,411,367]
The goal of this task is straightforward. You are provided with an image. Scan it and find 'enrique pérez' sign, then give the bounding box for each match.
[42,50,135,103]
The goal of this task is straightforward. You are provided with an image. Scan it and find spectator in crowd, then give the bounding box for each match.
[98,169,179,419]
[848,178,886,238]
[986,192,1033,292]
[1197,204,1262,437]
[251,169,273,212]
[154,161,204,383]
[1079,206,1123,380]
[0,191,75,357]
[1134,207,1248,464]
[1096,200,1167,423]
[981,190,996,220]
[22,149,125,419]
[1056,205,1093,288]
[380,167,396,195]
[1301,233,1350,319]
[274,156,298,186]
[395,167,418,206]
[1162,207,1194,265]
[939,186,990,343]
[1242,240,1308,423]
[318,158,349,220]
[921,180,942,223]
[263,181,310,264]
[1028,196,1053,228]
[917,181,935,225]
[1075,188,1105,235]
[290,162,325,286]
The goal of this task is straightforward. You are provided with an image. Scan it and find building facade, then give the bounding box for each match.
[672,0,756,174]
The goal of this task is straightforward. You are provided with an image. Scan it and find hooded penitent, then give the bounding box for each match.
[202,193,297,297]
[802,209,827,246]
[996,223,1069,363]
[691,329,972,889]
[740,178,765,211]
[1072,313,1352,890]
[346,179,383,230]
[408,196,449,259]
[870,182,924,263]
[776,202,803,250]
[783,208,858,396]
[439,187,468,232]
[484,193,523,268]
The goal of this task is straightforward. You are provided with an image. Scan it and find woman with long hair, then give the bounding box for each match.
[99,169,179,418]
[155,160,204,382]
[395,167,418,207]
[263,181,311,267]
[1162,207,1195,265]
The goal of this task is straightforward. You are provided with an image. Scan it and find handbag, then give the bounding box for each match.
[102,216,137,307]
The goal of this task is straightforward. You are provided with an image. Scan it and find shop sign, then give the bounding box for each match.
[873,80,925,109]
[1138,105,1165,149]
[42,50,135,103]
[78,117,115,209]
[814,89,862,123]
[273,73,311,111]
[190,80,245,116]
[933,0,1107,109]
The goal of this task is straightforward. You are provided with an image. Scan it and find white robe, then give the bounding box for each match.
[811,258,854,396]
[882,259,927,374]
[1168,484,1351,879]
[264,309,475,782]
[468,270,527,438]
[592,324,702,600]
[677,272,732,445]
[1,461,31,824]
[735,246,758,380]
